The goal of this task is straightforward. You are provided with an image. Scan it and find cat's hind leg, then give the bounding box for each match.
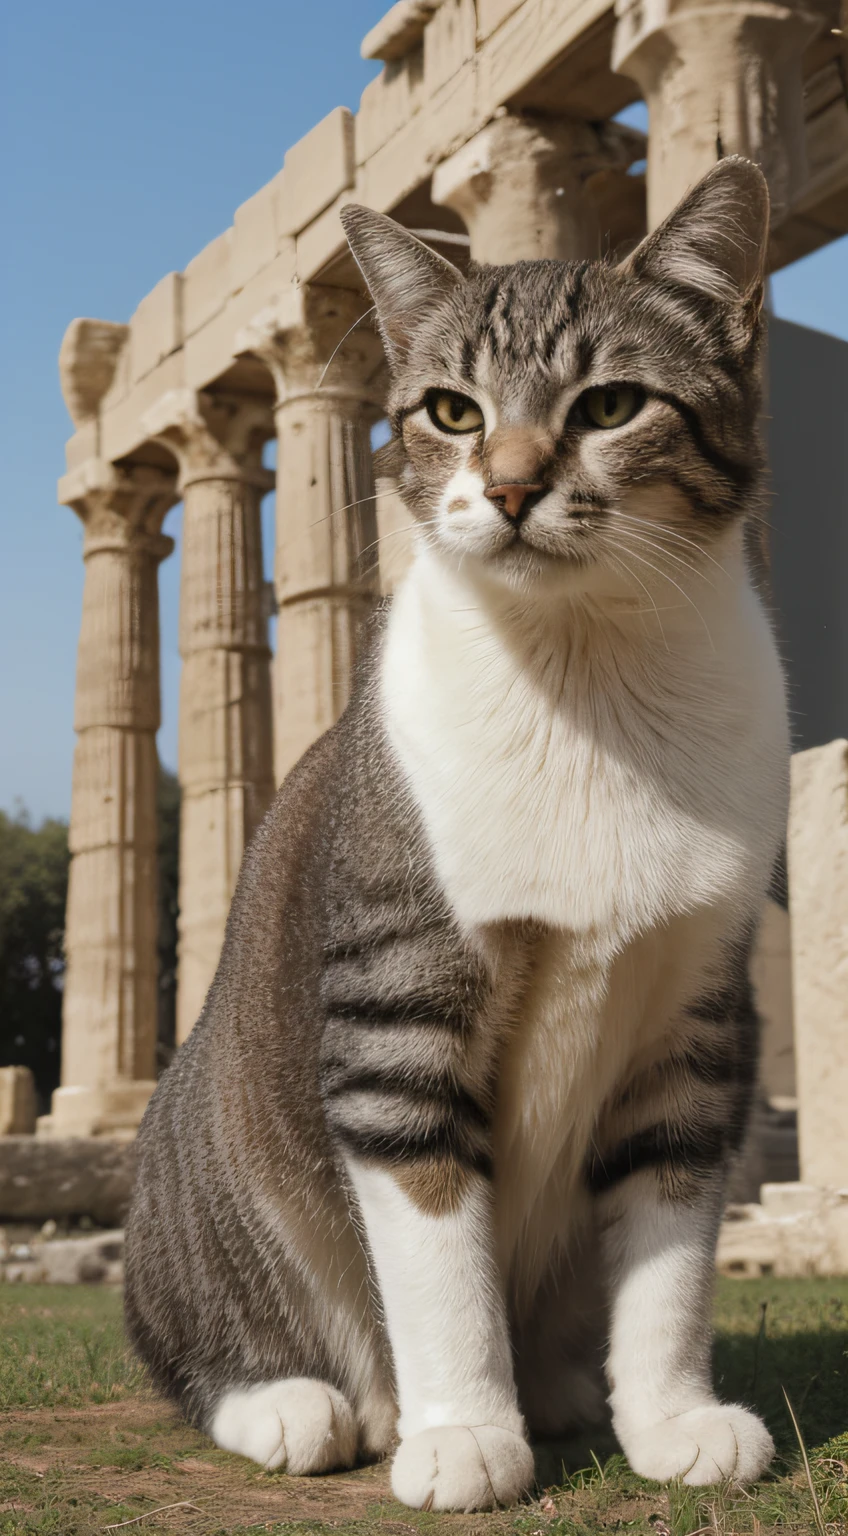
[209,1379,358,1474]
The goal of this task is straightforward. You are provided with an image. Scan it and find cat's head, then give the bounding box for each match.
[342,156,769,596]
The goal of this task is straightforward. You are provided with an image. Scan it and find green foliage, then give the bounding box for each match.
[0,806,69,1103]
[0,767,181,1102]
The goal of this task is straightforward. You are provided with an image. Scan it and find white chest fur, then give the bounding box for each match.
[381,544,788,940]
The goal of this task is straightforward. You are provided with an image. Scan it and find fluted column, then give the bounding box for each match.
[239,286,385,781]
[142,391,275,1042]
[431,112,646,263]
[42,460,177,1138]
[612,0,820,229]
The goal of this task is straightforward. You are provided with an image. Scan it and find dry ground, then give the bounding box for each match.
[0,1279,846,1536]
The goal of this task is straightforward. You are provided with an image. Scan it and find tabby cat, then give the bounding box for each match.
[125,155,788,1513]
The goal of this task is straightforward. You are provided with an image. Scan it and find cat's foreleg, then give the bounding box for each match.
[345,1156,534,1511]
[599,1168,773,1484]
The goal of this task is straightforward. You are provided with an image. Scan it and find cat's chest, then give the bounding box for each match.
[382,566,767,937]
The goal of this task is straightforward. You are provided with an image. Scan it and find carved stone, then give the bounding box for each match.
[142,391,276,1040]
[239,286,386,781]
[613,0,821,228]
[39,461,177,1138]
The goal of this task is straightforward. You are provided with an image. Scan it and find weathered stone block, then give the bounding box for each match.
[476,0,523,39]
[129,273,183,384]
[357,58,425,166]
[281,107,356,235]
[789,739,848,1190]
[232,173,284,292]
[0,1138,135,1225]
[183,229,234,338]
[424,0,476,95]
[0,1068,37,1136]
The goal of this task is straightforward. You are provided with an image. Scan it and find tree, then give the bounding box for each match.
[0,808,70,1107]
[0,768,181,1107]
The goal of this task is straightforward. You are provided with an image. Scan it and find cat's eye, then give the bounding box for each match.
[580,385,644,431]
[425,390,484,434]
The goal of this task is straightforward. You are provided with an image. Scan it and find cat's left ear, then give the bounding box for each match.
[622,156,769,312]
[341,205,462,366]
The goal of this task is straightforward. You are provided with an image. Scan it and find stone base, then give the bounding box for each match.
[717,1182,848,1277]
[1,1228,124,1284]
[36,1082,157,1139]
[0,1067,37,1135]
[0,1137,135,1225]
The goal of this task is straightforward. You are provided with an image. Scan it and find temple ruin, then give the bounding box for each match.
[25,0,848,1264]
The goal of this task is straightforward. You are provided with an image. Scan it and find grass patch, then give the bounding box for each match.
[0,1278,845,1534]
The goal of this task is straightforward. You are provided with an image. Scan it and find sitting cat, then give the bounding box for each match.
[125,155,788,1514]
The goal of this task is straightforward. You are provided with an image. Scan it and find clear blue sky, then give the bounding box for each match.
[1,2,846,823]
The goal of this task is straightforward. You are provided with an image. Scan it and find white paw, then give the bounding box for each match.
[391,1425,534,1511]
[619,1403,774,1485]
[210,1378,357,1474]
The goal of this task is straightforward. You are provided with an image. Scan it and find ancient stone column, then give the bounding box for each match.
[431,111,646,263]
[43,460,177,1138]
[239,286,385,782]
[788,740,848,1190]
[612,0,821,229]
[142,391,276,1043]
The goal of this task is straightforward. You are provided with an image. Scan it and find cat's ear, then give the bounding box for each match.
[623,157,769,309]
[340,205,462,365]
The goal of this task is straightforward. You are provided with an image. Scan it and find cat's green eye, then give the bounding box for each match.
[581,385,644,431]
[426,390,484,434]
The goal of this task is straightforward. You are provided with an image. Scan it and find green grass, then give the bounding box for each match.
[0,1285,144,1410]
[0,1279,845,1535]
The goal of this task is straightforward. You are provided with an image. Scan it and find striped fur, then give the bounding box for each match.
[126,159,786,1511]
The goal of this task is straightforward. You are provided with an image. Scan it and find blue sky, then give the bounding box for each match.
[1,2,846,823]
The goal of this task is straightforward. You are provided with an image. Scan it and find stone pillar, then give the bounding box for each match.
[142,392,276,1042]
[42,460,177,1138]
[788,741,848,1190]
[612,0,821,229]
[239,286,385,782]
[431,111,646,263]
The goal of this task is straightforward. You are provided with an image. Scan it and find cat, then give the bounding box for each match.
[125,155,788,1514]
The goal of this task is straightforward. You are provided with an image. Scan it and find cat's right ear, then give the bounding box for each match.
[340,205,462,366]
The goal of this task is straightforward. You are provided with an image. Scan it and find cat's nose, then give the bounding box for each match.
[484,483,546,522]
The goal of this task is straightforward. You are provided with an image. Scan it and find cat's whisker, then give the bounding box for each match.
[606,510,731,580]
[603,526,717,592]
[605,540,717,651]
[605,550,672,654]
[314,304,378,391]
[309,492,381,529]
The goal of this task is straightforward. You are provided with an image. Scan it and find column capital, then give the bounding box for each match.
[612,0,822,225]
[431,111,646,262]
[58,459,177,560]
[140,389,276,493]
[236,282,386,412]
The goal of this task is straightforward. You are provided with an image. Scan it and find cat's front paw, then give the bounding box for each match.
[210,1378,357,1474]
[619,1403,774,1485]
[391,1425,534,1511]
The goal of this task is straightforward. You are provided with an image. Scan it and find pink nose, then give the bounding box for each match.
[484,483,545,520]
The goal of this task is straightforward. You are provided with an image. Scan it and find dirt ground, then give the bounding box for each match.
[0,1279,846,1535]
